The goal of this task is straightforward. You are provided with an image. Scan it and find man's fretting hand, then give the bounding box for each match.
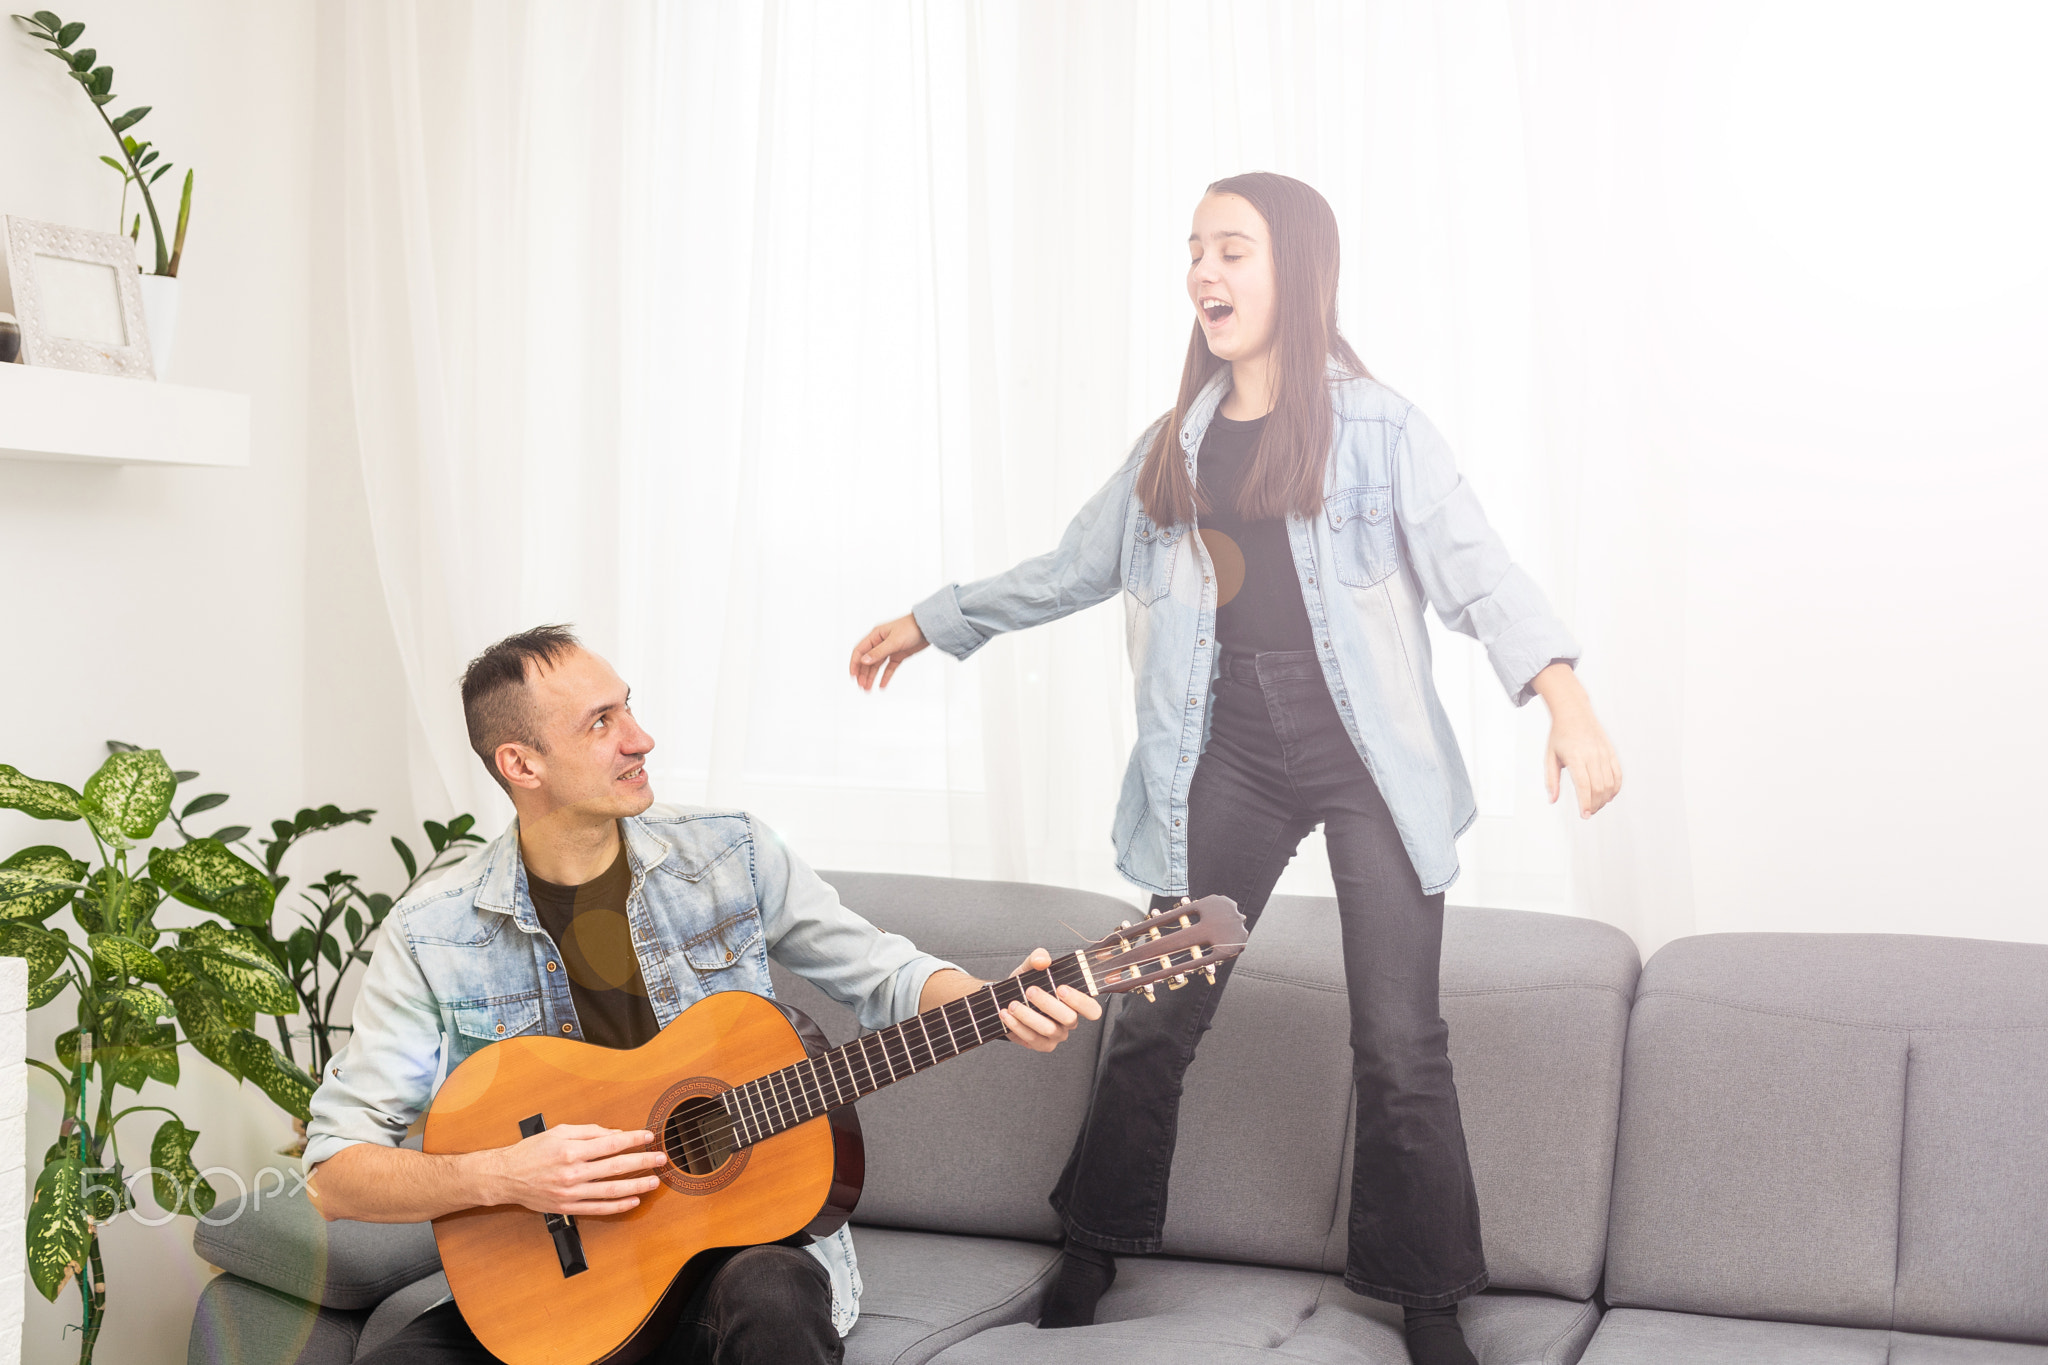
[918,949,1103,1053]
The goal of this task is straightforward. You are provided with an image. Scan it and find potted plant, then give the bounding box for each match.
[12,10,194,371]
[0,744,482,1364]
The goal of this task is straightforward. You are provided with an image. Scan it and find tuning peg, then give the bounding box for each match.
[1177,896,1192,907]
[1168,973,1188,990]
[1179,913,1193,930]
[1118,920,1133,930]
[1204,965,1217,984]
[1141,984,1157,1002]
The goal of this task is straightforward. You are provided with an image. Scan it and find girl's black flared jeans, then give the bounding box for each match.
[1050,648,1490,1308]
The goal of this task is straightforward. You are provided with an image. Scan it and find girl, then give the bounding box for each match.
[847,172,1620,1365]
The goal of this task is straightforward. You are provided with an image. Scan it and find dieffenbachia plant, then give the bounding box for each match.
[0,747,310,1365]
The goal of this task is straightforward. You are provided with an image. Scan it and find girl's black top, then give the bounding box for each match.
[1196,412,1317,655]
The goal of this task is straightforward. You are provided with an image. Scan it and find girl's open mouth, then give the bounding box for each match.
[1201,299,1234,323]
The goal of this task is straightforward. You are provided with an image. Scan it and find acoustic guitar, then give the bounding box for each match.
[423,895,1248,1364]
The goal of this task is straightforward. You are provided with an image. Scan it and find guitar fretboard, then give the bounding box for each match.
[718,959,1093,1148]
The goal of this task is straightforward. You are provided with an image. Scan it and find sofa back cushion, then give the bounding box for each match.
[1157,897,1637,1300]
[1605,933,2048,1343]
[772,871,1126,1241]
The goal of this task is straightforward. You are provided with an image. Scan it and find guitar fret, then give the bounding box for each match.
[828,1048,854,1104]
[738,1081,762,1141]
[915,1014,938,1065]
[771,1069,796,1128]
[801,1056,825,1116]
[937,1001,961,1056]
[875,1031,898,1083]
[719,1090,748,1147]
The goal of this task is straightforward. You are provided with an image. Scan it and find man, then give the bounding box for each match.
[306,625,1100,1363]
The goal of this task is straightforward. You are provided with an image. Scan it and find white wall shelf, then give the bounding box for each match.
[0,363,250,467]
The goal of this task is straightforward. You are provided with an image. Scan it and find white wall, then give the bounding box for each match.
[0,2,414,1360]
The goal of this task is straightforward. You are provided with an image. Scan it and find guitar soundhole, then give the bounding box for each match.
[664,1095,738,1176]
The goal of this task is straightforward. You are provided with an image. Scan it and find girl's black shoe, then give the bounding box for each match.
[1403,1304,1478,1365]
[1036,1243,1117,1329]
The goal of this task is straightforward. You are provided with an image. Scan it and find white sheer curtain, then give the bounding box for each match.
[340,1,2047,954]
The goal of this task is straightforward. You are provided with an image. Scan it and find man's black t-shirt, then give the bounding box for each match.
[526,839,661,1050]
[1196,412,1316,654]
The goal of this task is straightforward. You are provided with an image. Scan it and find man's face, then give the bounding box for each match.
[512,647,656,820]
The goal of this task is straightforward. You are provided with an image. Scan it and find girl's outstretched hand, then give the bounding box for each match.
[1531,662,1622,818]
[849,613,929,691]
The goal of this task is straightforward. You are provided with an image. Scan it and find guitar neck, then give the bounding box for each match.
[720,956,1093,1149]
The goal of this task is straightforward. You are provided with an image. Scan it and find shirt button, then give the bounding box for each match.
[1198,638,1207,647]
[1188,696,1198,706]
[1307,577,1316,585]
[725,950,735,963]
[1322,640,1332,649]
[561,1023,574,1034]
[495,1023,506,1035]
[1181,755,1190,763]
[546,960,559,972]
[1203,575,1211,584]
[1173,819,1182,827]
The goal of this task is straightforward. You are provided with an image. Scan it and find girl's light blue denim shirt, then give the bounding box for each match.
[303,806,957,1336]
[913,371,1579,897]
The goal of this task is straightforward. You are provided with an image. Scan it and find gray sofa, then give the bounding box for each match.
[186,872,2048,1364]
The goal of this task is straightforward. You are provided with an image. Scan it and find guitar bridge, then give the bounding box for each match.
[519,1114,589,1278]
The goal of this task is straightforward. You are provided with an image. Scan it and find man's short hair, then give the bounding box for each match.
[460,625,581,791]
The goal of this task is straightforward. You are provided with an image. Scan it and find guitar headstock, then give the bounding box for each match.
[1079,895,1246,1001]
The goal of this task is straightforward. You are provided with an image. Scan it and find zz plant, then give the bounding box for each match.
[0,744,481,1365]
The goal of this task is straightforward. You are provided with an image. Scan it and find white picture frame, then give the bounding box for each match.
[2,216,155,379]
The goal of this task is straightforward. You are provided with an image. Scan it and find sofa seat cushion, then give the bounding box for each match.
[188,1273,365,1365]
[844,1227,1062,1365]
[924,1256,1599,1365]
[193,1187,441,1311]
[1580,1309,2048,1364]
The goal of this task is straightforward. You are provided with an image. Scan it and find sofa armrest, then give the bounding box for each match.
[192,1185,441,1311]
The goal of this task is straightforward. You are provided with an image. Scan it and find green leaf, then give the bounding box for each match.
[0,847,86,921]
[160,955,251,1080]
[80,749,175,841]
[108,102,146,132]
[177,922,295,1015]
[54,19,81,45]
[55,1028,82,1074]
[136,147,157,168]
[228,1030,315,1121]
[89,933,165,983]
[29,974,70,1008]
[319,935,340,971]
[210,825,251,845]
[33,13,66,35]
[425,819,448,852]
[104,741,140,754]
[148,165,169,184]
[82,1159,130,1220]
[27,1155,88,1301]
[101,1021,176,1091]
[68,46,92,71]
[148,839,275,925]
[99,153,125,172]
[391,837,417,883]
[110,984,173,1021]
[286,924,314,973]
[448,813,477,838]
[88,64,110,95]
[172,770,199,783]
[0,921,71,988]
[0,765,83,821]
[151,1119,215,1217]
[181,792,228,818]
[343,906,363,944]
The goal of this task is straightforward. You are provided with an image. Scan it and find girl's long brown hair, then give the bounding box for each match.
[1136,172,1366,527]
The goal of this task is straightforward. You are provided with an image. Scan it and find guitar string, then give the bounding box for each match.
[686,944,1198,1161]
[667,938,1214,1165]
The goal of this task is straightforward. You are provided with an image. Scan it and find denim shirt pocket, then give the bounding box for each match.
[1125,515,1181,606]
[449,991,544,1054]
[1325,485,1397,588]
[680,911,765,978]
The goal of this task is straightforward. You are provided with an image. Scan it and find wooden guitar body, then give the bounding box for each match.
[424,991,863,1365]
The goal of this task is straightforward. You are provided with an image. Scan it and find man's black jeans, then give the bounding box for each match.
[354,1243,839,1364]
[1051,648,1490,1308]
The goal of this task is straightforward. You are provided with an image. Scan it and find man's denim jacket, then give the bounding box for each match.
[303,806,957,1336]
[914,370,1579,896]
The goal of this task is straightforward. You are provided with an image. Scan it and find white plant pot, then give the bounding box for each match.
[136,272,179,379]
